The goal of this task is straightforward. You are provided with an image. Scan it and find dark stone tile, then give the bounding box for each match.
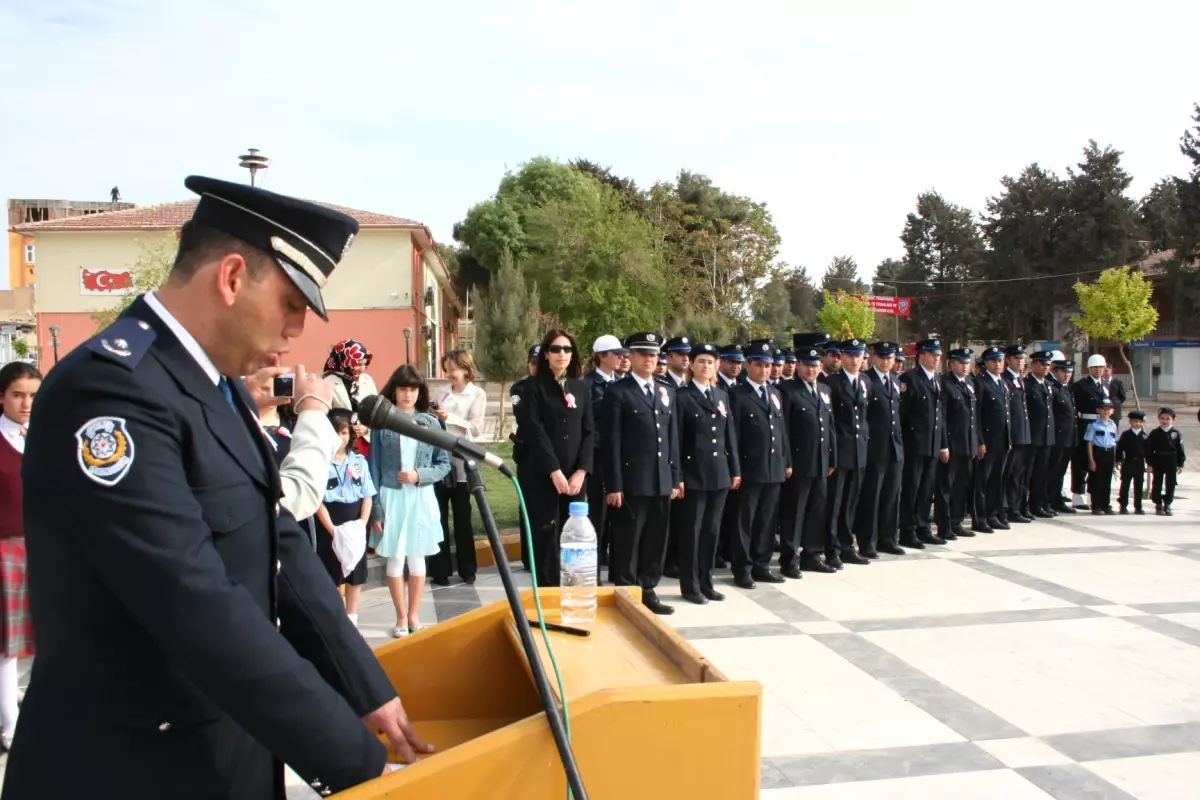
[1015,764,1140,799]
[842,606,1101,633]
[768,741,1002,786]
[965,545,1143,558]
[1128,601,1200,615]
[957,559,1111,606]
[748,585,828,623]
[760,758,792,790]
[1121,614,1200,648]
[679,623,800,640]
[813,634,1027,740]
[1166,549,1200,564]
[1043,721,1200,762]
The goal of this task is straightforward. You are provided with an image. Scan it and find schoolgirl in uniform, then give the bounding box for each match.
[368,366,451,637]
[316,410,376,627]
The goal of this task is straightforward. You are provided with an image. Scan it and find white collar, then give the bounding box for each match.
[597,369,615,383]
[843,369,860,382]
[0,415,25,454]
[632,373,653,392]
[746,377,768,393]
[873,367,890,382]
[669,370,686,386]
[1160,425,1174,433]
[989,371,1002,383]
[1007,367,1021,380]
[144,291,220,386]
[921,365,936,381]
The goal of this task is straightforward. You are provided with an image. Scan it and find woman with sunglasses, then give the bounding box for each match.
[513,329,595,587]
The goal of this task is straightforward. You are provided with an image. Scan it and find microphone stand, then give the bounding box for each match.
[464,460,589,800]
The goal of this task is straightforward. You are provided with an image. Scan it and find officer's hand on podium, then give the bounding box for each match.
[363,697,435,765]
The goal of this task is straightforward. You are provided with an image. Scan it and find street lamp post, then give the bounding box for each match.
[49,324,60,365]
[402,326,412,364]
[875,282,900,342]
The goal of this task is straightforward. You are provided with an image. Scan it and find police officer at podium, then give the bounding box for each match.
[7,176,428,799]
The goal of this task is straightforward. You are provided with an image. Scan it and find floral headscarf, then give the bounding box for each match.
[324,339,372,382]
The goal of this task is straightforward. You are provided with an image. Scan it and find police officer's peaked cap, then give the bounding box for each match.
[718,344,744,361]
[782,348,797,363]
[184,175,358,321]
[916,338,942,353]
[747,337,774,350]
[1005,344,1027,358]
[797,348,822,365]
[690,343,718,358]
[772,349,786,364]
[1159,407,1177,417]
[527,344,542,362]
[976,357,986,367]
[982,346,1005,361]
[871,341,899,356]
[624,332,662,353]
[948,347,973,362]
[1030,350,1055,363]
[1052,358,1075,371]
[657,352,668,363]
[896,352,906,362]
[1128,409,1146,420]
[793,332,832,352]
[663,336,693,353]
[839,339,866,355]
[746,341,775,362]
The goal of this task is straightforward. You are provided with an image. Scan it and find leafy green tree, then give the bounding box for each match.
[818,291,875,340]
[12,340,29,358]
[91,234,178,329]
[1140,179,1182,252]
[754,280,797,345]
[674,311,732,346]
[473,250,541,435]
[781,265,819,330]
[820,256,866,295]
[1071,266,1158,408]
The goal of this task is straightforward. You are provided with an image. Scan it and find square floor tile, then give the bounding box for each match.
[774,559,1073,622]
[793,620,850,634]
[692,634,964,752]
[929,550,973,559]
[976,737,1073,768]
[985,550,1200,605]
[950,527,1125,553]
[760,769,1054,799]
[1087,604,1148,617]
[1085,751,1200,800]
[660,583,786,628]
[863,617,1200,736]
[760,691,836,757]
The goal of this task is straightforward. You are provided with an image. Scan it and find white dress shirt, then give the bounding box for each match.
[0,415,25,455]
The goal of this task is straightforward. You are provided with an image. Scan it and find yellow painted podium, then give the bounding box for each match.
[337,587,762,799]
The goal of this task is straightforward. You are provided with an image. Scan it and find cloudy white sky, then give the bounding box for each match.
[2,0,1198,290]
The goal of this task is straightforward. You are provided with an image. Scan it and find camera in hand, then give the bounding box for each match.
[272,373,296,398]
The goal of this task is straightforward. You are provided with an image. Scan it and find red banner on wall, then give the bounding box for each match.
[858,295,913,317]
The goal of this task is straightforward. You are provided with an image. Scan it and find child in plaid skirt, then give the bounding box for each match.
[0,362,41,751]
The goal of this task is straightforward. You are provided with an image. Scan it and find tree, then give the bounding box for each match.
[12,340,28,358]
[675,311,732,346]
[781,265,819,331]
[473,250,541,438]
[1071,266,1158,409]
[820,256,866,294]
[91,234,178,329]
[753,280,796,345]
[818,291,875,340]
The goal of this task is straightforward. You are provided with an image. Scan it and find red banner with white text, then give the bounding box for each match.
[857,295,913,317]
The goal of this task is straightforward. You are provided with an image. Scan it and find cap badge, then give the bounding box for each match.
[647,334,656,342]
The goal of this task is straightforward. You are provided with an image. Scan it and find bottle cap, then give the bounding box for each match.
[568,501,589,516]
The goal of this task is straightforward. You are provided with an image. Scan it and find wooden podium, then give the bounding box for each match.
[336,587,762,799]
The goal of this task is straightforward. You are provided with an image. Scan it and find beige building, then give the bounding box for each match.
[15,200,459,380]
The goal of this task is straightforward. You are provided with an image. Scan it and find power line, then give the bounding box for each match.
[868,267,1110,286]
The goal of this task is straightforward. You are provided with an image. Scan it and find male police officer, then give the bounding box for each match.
[826,339,870,566]
[1025,351,1057,518]
[1001,345,1033,524]
[659,335,692,577]
[10,176,428,799]
[585,335,626,573]
[857,341,904,557]
[1048,358,1078,513]
[974,346,1012,532]
[603,332,682,615]
[935,348,978,538]
[900,338,950,546]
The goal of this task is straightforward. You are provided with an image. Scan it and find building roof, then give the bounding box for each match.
[12,199,422,232]
[1137,248,1199,277]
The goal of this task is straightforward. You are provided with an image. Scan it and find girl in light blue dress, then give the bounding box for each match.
[368,365,450,637]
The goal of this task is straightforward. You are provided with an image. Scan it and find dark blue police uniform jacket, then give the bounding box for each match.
[602,376,681,497]
[676,383,740,491]
[8,297,394,800]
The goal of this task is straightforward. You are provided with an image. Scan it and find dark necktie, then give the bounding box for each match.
[644,383,653,401]
[218,377,238,412]
[702,388,711,403]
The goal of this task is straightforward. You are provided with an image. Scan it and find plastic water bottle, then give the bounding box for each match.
[560,502,598,624]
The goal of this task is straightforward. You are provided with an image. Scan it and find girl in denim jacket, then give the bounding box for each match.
[368,366,451,637]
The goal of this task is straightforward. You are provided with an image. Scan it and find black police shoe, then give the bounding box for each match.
[841,551,871,565]
[988,516,1010,530]
[878,543,907,555]
[800,557,837,574]
[781,565,802,579]
[752,569,786,584]
[702,588,726,602]
[644,595,675,615]
[734,576,757,590]
[681,592,708,605]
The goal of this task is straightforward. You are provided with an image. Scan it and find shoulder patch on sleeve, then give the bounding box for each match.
[84,316,157,371]
[76,417,136,486]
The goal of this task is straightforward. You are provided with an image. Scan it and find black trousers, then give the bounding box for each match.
[718,485,740,562]
[430,481,478,582]
[1152,466,1178,507]
[1027,446,1053,512]
[1119,459,1145,510]
[664,496,685,572]
[935,455,973,530]
[827,467,864,555]
[523,472,585,588]
[780,475,829,568]
[1071,422,1091,496]
[856,457,902,550]
[1090,448,1115,510]
[678,488,728,595]
[974,447,1008,521]
[586,463,609,570]
[901,454,938,537]
[1004,445,1033,517]
[733,482,781,580]
[1050,447,1073,507]
[610,495,670,594]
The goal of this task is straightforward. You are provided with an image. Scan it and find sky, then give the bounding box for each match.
[2,0,1199,291]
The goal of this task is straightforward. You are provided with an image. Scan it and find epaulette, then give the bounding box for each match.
[84,316,157,370]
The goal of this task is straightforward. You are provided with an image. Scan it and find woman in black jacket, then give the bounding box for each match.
[513,328,595,587]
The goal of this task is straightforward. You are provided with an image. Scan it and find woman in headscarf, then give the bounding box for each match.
[323,339,378,455]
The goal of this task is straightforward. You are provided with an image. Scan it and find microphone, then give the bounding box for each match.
[358,394,510,476]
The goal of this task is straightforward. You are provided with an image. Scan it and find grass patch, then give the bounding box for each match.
[478,440,519,535]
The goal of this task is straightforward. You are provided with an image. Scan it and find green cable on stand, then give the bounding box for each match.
[508,475,574,800]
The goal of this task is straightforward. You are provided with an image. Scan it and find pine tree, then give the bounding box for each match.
[474,250,541,436]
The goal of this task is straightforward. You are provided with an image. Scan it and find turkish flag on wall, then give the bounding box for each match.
[79,269,135,295]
